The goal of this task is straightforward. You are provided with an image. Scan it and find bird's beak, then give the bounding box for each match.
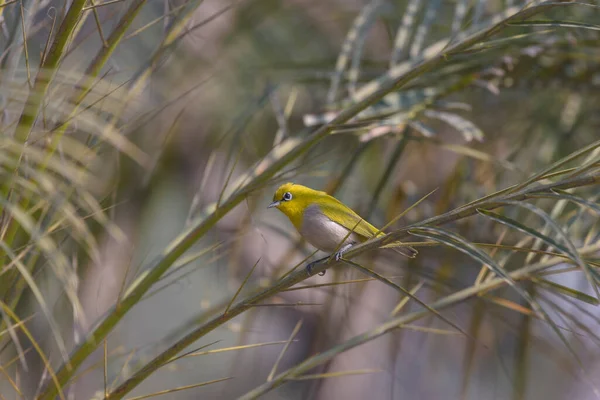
[267,201,280,209]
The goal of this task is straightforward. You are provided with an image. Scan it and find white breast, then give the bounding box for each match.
[300,204,361,253]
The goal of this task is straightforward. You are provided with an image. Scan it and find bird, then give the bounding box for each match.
[268,182,417,275]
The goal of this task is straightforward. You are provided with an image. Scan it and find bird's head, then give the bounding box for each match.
[268,183,321,226]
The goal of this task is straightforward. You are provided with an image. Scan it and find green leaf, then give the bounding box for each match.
[341,258,470,339]
[498,200,600,299]
[409,226,521,291]
[536,278,599,305]
[477,209,571,260]
[510,138,600,193]
[0,197,83,318]
[529,191,600,215]
[408,226,581,366]
[478,209,600,306]
[0,242,70,363]
[508,20,600,31]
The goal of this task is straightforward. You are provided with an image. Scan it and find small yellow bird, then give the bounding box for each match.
[268,183,417,274]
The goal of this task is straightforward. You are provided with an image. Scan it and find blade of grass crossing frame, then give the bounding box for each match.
[267,320,303,382]
[451,0,469,35]
[110,350,137,390]
[341,259,471,339]
[18,0,32,88]
[12,0,89,143]
[378,187,439,233]
[0,312,28,372]
[125,377,233,400]
[224,258,260,315]
[472,0,486,24]
[507,20,600,31]
[162,341,221,367]
[327,0,383,104]
[188,151,217,224]
[483,295,534,316]
[409,0,442,58]
[539,295,600,348]
[326,142,373,195]
[407,226,583,365]
[534,278,599,305]
[460,299,485,399]
[0,361,23,396]
[529,191,600,215]
[0,198,84,336]
[476,210,574,262]
[474,228,508,284]
[181,341,296,359]
[391,281,424,316]
[515,295,532,400]
[390,0,422,66]
[509,138,600,193]
[290,369,382,380]
[347,0,384,95]
[283,278,376,292]
[103,338,108,398]
[0,242,69,365]
[498,200,600,299]
[0,300,66,400]
[366,135,408,219]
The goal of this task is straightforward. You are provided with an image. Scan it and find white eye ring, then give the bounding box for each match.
[283,192,292,201]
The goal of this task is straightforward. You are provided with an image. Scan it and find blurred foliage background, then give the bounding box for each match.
[0,0,600,398]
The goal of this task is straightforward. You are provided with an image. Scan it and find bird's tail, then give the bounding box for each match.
[380,241,418,258]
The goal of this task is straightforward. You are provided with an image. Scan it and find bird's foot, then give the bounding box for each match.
[306,244,355,277]
[306,256,329,277]
[333,243,354,262]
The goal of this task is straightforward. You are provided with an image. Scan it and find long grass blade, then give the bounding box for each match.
[341,259,471,338]
[407,226,583,364]
[499,200,600,298]
[225,258,261,315]
[0,242,69,366]
[509,138,600,193]
[477,209,572,260]
[409,0,442,58]
[267,320,303,382]
[390,0,422,66]
[327,0,383,104]
[535,278,599,305]
[125,377,233,400]
[529,191,600,215]
[13,0,89,142]
[0,300,65,400]
[289,369,382,380]
[508,20,600,31]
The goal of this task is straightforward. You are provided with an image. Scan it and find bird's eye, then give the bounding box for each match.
[283,192,292,201]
